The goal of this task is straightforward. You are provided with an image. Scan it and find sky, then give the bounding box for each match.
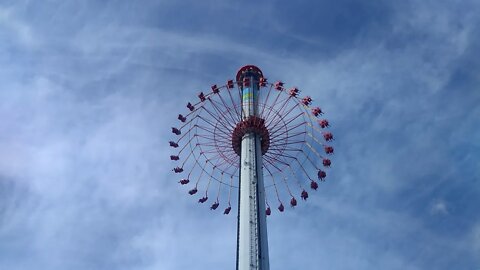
[0,0,479,269]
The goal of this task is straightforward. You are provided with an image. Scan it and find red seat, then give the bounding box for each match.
[226,80,234,89]
[323,132,334,141]
[198,92,206,102]
[274,81,284,90]
[318,119,329,128]
[172,127,181,135]
[323,158,331,167]
[210,202,219,210]
[289,88,299,97]
[317,170,326,180]
[301,190,309,200]
[290,197,297,207]
[312,107,323,116]
[178,114,187,122]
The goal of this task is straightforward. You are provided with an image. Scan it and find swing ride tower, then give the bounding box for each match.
[169,65,335,270]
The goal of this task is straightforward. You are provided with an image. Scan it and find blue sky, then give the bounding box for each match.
[1,0,479,269]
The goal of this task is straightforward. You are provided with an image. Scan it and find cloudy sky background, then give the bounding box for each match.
[1,0,479,269]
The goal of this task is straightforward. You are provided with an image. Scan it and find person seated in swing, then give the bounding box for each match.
[210,202,219,210]
[290,197,297,207]
[301,190,309,200]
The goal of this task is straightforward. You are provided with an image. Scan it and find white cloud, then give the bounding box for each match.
[0,7,38,47]
[473,224,480,257]
[430,200,448,215]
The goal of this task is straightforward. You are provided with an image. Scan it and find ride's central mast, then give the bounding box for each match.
[236,65,269,270]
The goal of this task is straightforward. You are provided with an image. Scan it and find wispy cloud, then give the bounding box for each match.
[430,200,448,215]
[0,7,37,48]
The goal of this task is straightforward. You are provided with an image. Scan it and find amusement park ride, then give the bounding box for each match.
[169,65,334,270]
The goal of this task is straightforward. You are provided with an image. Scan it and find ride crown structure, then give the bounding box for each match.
[169,65,335,270]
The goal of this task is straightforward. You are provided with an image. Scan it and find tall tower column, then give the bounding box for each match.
[236,66,270,270]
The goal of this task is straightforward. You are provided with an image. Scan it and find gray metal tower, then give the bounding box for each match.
[236,66,269,270]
